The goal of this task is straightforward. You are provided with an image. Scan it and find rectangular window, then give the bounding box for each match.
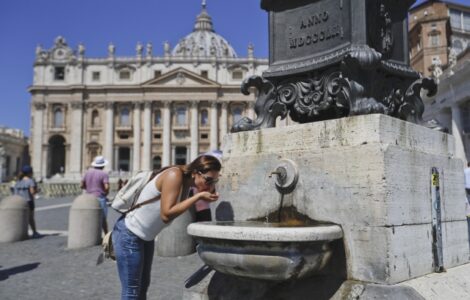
[154,70,162,78]
[430,35,439,46]
[464,12,470,31]
[201,133,208,139]
[118,147,130,171]
[54,67,65,80]
[154,110,162,126]
[5,156,10,177]
[232,71,243,80]
[449,9,462,29]
[154,133,161,139]
[119,70,131,80]
[92,71,100,81]
[176,107,187,126]
[201,70,208,78]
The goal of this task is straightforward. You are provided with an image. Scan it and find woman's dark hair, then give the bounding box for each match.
[183,155,221,175]
[152,155,221,179]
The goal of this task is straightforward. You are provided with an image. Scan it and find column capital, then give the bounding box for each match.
[191,101,200,109]
[33,102,46,110]
[133,101,143,109]
[104,101,114,110]
[221,102,228,109]
[163,100,171,109]
[70,101,83,110]
[143,101,153,109]
[210,101,219,108]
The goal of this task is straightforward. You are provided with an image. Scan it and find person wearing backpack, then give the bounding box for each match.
[112,154,221,300]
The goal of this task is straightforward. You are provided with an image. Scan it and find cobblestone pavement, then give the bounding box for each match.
[0,235,204,300]
[0,196,206,300]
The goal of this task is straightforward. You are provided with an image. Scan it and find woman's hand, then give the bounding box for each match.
[197,191,219,202]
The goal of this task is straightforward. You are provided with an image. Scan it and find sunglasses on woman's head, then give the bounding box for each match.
[198,171,219,185]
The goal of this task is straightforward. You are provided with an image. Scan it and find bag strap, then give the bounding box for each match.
[125,195,161,214]
[124,166,183,214]
[124,170,160,213]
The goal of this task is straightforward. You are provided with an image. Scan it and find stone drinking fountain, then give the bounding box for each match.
[185,1,470,299]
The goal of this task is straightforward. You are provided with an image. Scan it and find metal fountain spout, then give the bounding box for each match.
[269,159,299,194]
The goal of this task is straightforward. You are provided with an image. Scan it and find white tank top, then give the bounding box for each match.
[125,167,187,241]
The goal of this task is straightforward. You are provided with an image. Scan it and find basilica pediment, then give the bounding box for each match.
[141,67,220,88]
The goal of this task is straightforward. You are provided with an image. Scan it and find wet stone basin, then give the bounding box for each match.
[187,221,343,281]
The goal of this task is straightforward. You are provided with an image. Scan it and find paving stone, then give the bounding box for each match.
[0,235,204,300]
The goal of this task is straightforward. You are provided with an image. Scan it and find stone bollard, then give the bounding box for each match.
[67,193,102,249]
[156,207,196,257]
[0,195,29,242]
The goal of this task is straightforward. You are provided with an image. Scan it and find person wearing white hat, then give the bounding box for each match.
[81,155,110,234]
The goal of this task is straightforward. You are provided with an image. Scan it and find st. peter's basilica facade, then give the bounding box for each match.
[29,4,268,179]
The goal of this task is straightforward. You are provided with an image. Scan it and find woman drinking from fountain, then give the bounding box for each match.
[112,155,221,300]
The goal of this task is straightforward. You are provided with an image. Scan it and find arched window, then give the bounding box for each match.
[120,107,130,126]
[153,156,162,170]
[53,107,64,128]
[48,135,66,176]
[91,110,100,127]
[154,109,161,126]
[232,107,243,124]
[200,109,208,126]
[176,107,187,126]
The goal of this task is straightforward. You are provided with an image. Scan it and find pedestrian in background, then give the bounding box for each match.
[14,165,41,238]
[81,156,110,235]
[9,176,17,194]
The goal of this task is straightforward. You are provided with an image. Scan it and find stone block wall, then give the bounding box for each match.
[216,114,470,284]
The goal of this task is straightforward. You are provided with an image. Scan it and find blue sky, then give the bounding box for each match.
[0,0,468,136]
[0,0,268,135]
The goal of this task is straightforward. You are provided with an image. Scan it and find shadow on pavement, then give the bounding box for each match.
[0,262,40,281]
[32,233,60,239]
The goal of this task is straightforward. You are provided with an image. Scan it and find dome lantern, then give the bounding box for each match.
[172,1,238,58]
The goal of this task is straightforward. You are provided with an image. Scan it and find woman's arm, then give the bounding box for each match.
[159,169,218,223]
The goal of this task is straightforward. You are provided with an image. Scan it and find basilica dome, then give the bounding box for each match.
[172,3,238,58]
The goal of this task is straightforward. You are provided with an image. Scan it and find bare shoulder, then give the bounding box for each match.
[156,167,184,190]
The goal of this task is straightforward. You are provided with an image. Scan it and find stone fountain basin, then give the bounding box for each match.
[187,221,343,281]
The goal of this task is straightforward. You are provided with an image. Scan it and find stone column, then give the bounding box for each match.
[142,101,152,171]
[220,102,228,142]
[104,102,114,170]
[32,102,45,179]
[190,101,199,161]
[451,105,466,162]
[69,101,84,178]
[132,102,142,173]
[210,102,218,150]
[162,101,171,166]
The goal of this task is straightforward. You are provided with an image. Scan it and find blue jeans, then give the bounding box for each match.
[98,196,108,218]
[112,217,155,300]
